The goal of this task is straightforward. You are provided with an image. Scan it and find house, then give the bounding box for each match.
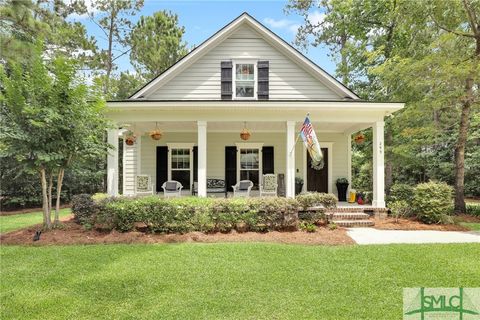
[106,12,403,207]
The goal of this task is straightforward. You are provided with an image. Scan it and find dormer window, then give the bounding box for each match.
[234,62,256,99]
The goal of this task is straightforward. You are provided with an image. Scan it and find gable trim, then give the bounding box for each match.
[130,12,359,100]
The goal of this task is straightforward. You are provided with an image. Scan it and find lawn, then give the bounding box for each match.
[1,243,479,319]
[460,222,480,231]
[0,209,71,234]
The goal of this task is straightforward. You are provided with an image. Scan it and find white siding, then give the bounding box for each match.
[147,26,341,100]
[130,131,348,197]
[123,140,139,195]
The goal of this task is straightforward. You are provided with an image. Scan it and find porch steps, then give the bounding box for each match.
[330,212,374,227]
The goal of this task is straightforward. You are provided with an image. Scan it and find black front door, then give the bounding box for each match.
[306,148,328,193]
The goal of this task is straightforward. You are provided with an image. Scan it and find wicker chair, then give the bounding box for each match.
[260,174,278,197]
[232,180,254,198]
[161,180,183,198]
[135,175,155,196]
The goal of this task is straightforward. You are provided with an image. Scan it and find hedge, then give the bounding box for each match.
[74,196,302,233]
[412,181,453,224]
[296,192,338,209]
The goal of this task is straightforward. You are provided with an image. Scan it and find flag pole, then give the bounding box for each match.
[288,113,310,155]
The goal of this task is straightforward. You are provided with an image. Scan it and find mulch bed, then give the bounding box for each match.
[373,217,470,231]
[0,218,355,246]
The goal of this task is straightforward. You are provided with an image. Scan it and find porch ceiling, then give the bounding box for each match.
[122,121,373,134]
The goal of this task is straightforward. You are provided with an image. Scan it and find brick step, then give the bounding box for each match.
[331,212,370,221]
[333,220,375,227]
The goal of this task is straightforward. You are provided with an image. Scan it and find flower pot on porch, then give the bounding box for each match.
[336,183,349,202]
[295,182,303,195]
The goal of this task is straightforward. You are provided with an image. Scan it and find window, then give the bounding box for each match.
[236,144,263,189]
[234,63,255,99]
[169,147,192,189]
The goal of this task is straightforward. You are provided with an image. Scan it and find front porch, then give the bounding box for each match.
[105,103,391,208]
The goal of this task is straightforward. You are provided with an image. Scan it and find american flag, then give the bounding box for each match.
[300,115,324,170]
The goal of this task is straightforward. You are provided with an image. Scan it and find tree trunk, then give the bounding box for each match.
[40,168,51,229]
[54,168,65,225]
[454,78,473,214]
[48,171,53,214]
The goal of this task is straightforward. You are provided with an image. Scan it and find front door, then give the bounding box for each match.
[307,148,328,193]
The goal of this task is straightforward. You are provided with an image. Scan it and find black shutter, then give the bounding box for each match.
[262,146,274,174]
[225,146,237,192]
[221,61,233,100]
[193,146,198,182]
[257,60,269,100]
[156,146,168,192]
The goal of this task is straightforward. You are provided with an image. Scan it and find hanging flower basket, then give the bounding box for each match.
[354,133,365,144]
[149,130,163,140]
[124,130,136,145]
[240,128,251,141]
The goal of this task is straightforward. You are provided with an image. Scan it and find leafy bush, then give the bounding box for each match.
[466,203,480,216]
[328,222,337,230]
[388,183,415,205]
[299,221,316,232]
[92,193,109,203]
[298,210,325,224]
[71,194,98,225]
[388,200,412,222]
[412,181,453,224]
[94,196,301,233]
[296,192,337,209]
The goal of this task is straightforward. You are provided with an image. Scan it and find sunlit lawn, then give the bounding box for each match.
[1,243,479,319]
[0,209,71,234]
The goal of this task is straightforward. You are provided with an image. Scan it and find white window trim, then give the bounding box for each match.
[235,142,263,184]
[303,142,333,194]
[232,60,257,100]
[167,143,194,188]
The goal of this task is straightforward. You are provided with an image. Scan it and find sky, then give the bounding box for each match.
[73,0,337,78]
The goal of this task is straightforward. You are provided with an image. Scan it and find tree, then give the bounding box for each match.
[129,10,187,78]
[0,46,110,228]
[109,71,144,99]
[88,0,143,94]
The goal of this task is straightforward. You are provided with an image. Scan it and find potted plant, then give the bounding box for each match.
[124,130,136,146]
[336,178,349,202]
[295,177,304,195]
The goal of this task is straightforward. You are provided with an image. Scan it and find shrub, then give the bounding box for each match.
[298,210,325,224]
[92,193,109,203]
[92,196,301,233]
[71,194,98,225]
[299,221,316,232]
[328,222,337,230]
[296,192,337,209]
[466,203,480,216]
[412,181,453,224]
[388,183,415,205]
[388,200,412,222]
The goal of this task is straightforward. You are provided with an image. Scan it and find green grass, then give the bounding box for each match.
[1,243,479,319]
[0,209,71,234]
[460,222,480,231]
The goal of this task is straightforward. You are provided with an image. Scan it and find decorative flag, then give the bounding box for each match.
[300,115,324,170]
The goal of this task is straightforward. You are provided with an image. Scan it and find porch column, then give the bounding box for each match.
[286,121,296,198]
[107,128,119,196]
[197,121,207,197]
[372,121,385,207]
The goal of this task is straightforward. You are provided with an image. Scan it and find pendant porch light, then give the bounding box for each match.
[240,121,251,141]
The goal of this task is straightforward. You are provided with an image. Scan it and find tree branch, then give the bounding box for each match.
[462,0,479,36]
[430,12,476,38]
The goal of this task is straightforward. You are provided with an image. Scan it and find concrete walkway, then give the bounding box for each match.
[347,228,480,245]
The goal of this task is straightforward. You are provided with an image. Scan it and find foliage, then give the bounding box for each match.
[412,181,454,224]
[109,72,145,100]
[94,196,301,233]
[129,10,187,78]
[328,223,337,230]
[336,178,349,184]
[296,192,338,209]
[388,200,412,222]
[295,176,304,184]
[387,183,415,205]
[71,194,98,225]
[299,221,316,232]
[466,203,480,217]
[92,193,110,203]
[298,210,325,224]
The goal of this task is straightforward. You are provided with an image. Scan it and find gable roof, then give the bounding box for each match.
[129,12,359,100]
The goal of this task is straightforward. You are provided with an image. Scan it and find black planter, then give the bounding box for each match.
[295,183,303,195]
[336,183,349,202]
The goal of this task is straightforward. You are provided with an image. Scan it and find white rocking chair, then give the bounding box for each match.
[161,180,183,198]
[135,175,155,196]
[232,180,254,198]
[260,174,278,197]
